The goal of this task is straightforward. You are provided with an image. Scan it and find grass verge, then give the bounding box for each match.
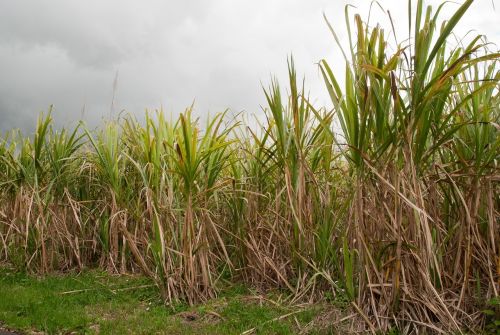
[0,266,337,335]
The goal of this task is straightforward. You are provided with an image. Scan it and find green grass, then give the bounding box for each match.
[0,266,331,334]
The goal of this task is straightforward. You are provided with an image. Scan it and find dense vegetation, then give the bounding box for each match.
[1,0,498,333]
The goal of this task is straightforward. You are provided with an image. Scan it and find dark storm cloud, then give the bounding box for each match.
[0,0,498,133]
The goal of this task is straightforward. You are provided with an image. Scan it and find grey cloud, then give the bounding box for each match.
[0,0,498,133]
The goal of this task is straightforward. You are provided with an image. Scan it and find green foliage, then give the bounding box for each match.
[0,0,498,333]
[483,297,500,335]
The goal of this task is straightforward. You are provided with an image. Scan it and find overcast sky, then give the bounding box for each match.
[0,0,498,133]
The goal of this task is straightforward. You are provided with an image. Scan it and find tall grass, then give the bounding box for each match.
[0,0,498,332]
[319,1,499,331]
